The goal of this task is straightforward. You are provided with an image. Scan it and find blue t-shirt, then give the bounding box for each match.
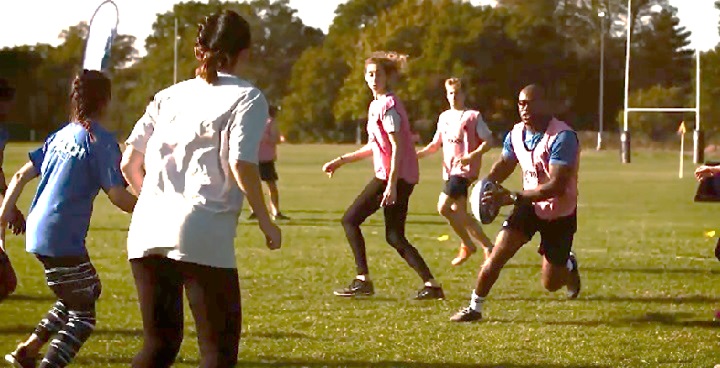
[501,128,578,166]
[26,122,126,257]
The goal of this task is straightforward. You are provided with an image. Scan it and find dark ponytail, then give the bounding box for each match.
[195,10,251,84]
[69,69,111,141]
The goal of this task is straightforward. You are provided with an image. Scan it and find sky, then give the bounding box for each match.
[0,0,718,56]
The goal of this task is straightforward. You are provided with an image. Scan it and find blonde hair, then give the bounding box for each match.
[445,77,462,91]
[365,51,409,78]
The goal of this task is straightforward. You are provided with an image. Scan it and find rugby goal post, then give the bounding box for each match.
[621,0,702,164]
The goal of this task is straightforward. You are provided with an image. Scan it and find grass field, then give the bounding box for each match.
[0,142,718,367]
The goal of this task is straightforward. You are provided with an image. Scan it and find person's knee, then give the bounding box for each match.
[386,229,403,248]
[136,331,183,368]
[437,198,454,218]
[198,333,239,368]
[341,211,360,228]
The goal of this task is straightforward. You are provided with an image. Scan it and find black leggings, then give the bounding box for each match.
[341,178,435,282]
[130,256,241,368]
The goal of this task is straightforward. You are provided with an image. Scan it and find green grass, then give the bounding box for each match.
[0,143,718,367]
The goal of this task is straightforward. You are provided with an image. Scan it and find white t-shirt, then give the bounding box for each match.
[125,72,268,269]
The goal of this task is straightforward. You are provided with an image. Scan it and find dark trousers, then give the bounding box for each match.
[130,256,241,368]
[341,178,435,282]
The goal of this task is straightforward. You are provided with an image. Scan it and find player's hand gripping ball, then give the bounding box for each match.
[470,178,500,225]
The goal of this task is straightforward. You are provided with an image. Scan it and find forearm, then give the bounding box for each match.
[338,144,373,163]
[123,167,145,195]
[416,142,439,159]
[469,141,491,159]
[486,158,516,184]
[233,161,272,223]
[121,148,145,195]
[517,181,565,203]
[0,170,33,219]
[388,143,401,186]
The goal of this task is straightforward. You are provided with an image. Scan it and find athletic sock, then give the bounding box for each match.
[469,290,484,313]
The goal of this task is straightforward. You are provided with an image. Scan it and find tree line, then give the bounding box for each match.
[0,0,718,144]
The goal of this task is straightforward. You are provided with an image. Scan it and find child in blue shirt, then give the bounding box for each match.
[0,70,137,368]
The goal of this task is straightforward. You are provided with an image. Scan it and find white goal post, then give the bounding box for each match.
[621,0,702,164]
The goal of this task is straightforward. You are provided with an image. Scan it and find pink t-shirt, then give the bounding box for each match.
[510,118,579,220]
[367,94,419,184]
[431,109,492,180]
[258,118,277,162]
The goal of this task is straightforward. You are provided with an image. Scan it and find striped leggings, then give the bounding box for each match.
[33,255,101,368]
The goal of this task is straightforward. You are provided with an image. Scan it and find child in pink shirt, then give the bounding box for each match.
[418,78,494,266]
[322,51,443,300]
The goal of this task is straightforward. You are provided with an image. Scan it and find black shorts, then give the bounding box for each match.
[443,175,471,199]
[502,202,577,266]
[259,161,278,182]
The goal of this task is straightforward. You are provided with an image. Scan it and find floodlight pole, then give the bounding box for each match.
[621,0,632,163]
[597,10,606,151]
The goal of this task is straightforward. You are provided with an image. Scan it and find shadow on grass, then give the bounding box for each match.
[5,294,57,302]
[620,312,720,328]
[487,312,720,329]
[0,325,325,340]
[264,218,447,228]
[239,358,609,368]
[497,263,720,276]
[495,294,720,304]
[73,356,607,368]
[0,325,144,337]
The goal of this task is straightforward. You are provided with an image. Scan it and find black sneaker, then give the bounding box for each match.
[450,306,483,322]
[5,345,38,368]
[567,252,581,299]
[274,213,291,221]
[415,286,445,300]
[333,279,374,297]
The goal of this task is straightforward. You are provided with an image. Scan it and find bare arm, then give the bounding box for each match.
[387,132,401,187]
[485,154,518,185]
[416,130,441,159]
[322,143,373,177]
[121,146,145,195]
[105,186,137,213]
[466,136,493,160]
[0,161,38,223]
[338,143,373,163]
[231,161,272,224]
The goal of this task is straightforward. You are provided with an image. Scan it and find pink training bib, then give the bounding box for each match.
[436,109,487,180]
[367,94,419,184]
[510,118,579,220]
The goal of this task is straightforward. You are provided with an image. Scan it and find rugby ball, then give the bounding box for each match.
[470,179,500,225]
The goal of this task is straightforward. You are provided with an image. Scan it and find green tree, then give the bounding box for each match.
[631,8,693,91]
[277,0,404,141]
[123,0,322,133]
